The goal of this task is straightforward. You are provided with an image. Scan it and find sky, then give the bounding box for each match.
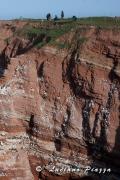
[0,0,120,20]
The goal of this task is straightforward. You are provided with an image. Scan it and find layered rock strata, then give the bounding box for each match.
[0,22,119,180]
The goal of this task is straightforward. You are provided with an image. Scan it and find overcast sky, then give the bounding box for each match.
[0,0,119,20]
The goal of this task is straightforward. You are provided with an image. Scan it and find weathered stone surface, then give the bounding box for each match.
[0,22,119,180]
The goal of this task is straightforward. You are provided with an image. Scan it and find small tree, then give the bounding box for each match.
[61,10,64,19]
[46,13,51,21]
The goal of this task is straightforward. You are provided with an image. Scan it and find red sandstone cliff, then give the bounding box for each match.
[0,21,120,180]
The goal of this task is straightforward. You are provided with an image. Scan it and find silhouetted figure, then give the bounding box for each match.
[54,15,59,21]
[46,13,51,21]
[72,16,77,21]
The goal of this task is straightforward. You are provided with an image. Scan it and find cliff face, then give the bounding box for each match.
[0,22,120,180]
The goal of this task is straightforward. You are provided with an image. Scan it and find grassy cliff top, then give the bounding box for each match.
[15,16,120,27]
[5,17,120,50]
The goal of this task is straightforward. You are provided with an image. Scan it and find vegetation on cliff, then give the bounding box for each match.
[5,16,120,50]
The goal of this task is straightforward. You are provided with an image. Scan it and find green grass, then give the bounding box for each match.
[13,16,120,50]
[78,37,88,45]
[15,23,75,49]
[77,17,120,27]
[15,16,120,27]
[49,41,70,49]
[4,37,11,44]
[15,25,45,38]
[36,41,46,49]
[16,22,74,37]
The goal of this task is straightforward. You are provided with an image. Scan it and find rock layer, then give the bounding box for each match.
[0,22,120,180]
